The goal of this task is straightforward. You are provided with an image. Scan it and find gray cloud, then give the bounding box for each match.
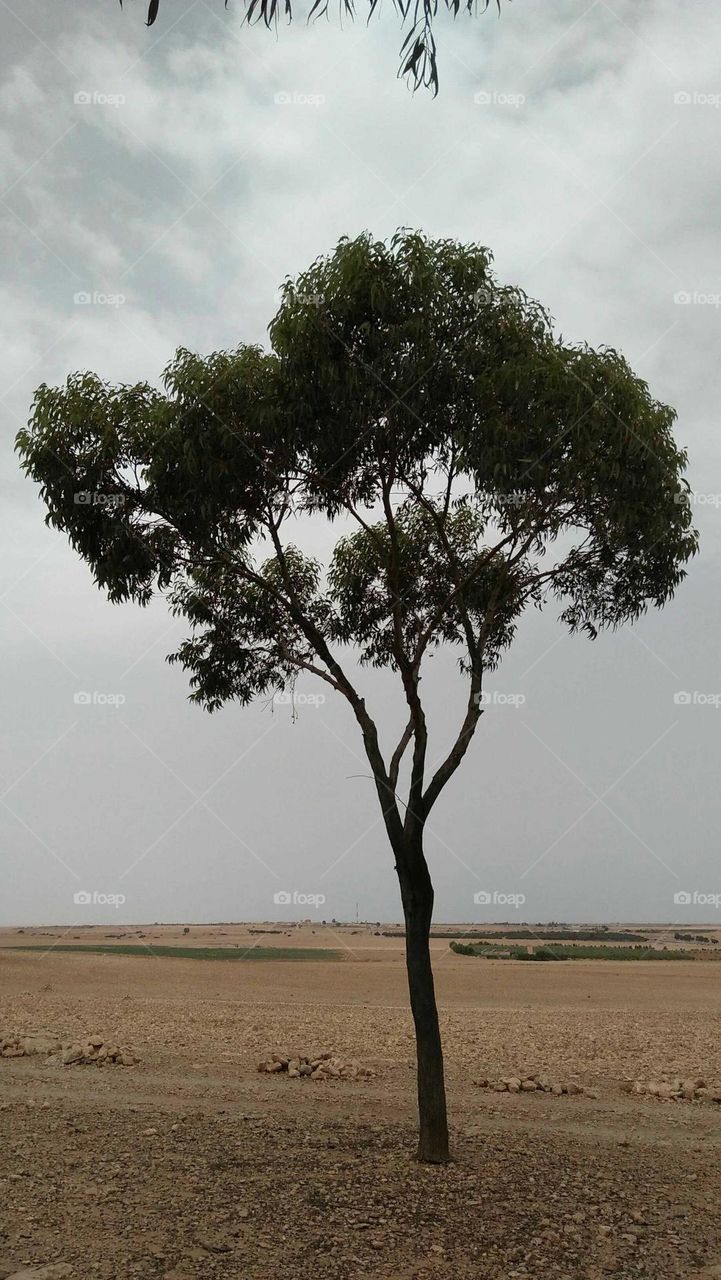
[1,0,720,926]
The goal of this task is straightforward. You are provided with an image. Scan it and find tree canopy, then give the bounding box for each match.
[17,227,698,819]
[117,0,506,93]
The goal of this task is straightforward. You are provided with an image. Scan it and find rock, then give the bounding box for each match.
[61,1044,83,1066]
[521,1079,538,1091]
[194,1232,231,1254]
[21,1037,60,1056]
[584,1088,600,1099]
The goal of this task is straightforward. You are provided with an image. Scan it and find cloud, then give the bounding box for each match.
[1,0,719,923]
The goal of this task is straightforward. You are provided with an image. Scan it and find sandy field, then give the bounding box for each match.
[1,923,721,1280]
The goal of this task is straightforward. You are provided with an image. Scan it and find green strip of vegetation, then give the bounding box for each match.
[3,944,341,961]
[450,940,695,961]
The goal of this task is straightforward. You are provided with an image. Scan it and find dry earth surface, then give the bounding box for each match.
[1,923,721,1280]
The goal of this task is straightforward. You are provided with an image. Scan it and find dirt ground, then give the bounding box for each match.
[1,923,721,1280]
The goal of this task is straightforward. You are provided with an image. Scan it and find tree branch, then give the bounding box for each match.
[388,716,414,794]
[265,509,404,848]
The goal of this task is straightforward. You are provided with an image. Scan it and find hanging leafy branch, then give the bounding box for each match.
[117,0,505,94]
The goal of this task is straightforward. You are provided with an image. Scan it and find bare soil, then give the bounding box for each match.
[1,923,721,1279]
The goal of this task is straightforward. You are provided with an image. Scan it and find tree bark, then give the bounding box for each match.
[397,837,450,1164]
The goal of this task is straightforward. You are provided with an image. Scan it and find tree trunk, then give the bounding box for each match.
[397,839,450,1164]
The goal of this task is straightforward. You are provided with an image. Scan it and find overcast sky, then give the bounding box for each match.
[1,0,720,928]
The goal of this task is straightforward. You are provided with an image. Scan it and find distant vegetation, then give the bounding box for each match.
[450,941,695,961]
[4,944,340,961]
[425,928,648,942]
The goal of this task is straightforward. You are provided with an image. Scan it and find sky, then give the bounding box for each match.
[1,0,720,928]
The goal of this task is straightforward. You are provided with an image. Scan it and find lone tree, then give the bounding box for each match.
[17,230,696,1162]
[117,0,508,93]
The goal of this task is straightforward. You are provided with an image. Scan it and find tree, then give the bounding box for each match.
[117,0,506,94]
[17,230,697,1162]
